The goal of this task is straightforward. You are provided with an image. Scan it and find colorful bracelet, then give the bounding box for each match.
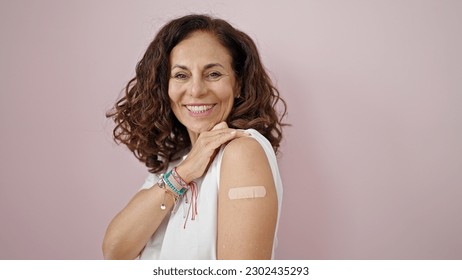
[171,167,189,189]
[164,169,187,196]
[157,167,199,227]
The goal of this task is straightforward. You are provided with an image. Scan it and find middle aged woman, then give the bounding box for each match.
[103,14,287,260]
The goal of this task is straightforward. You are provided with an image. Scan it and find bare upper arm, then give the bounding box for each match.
[217,136,278,259]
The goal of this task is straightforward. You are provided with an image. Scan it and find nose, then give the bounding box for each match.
[189,76,207,97]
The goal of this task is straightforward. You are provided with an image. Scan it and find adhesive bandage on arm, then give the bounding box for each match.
[228,186,267,200]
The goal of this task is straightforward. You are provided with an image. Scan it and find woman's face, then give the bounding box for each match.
[168,31,237,143]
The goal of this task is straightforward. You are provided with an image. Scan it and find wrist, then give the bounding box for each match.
[175,164,194,184]
[162,165,199,224]
[163,169,187,196]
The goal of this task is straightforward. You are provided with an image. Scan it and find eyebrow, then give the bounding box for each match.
[171,63,225,71]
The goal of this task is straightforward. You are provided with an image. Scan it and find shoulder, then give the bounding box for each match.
[219,134,275,189]
[222,135,266,163]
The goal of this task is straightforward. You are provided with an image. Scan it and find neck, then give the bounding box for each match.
[188,130,199,146]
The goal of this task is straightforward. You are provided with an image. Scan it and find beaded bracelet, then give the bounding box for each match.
[157,167,199,228]
[164,169,187,196]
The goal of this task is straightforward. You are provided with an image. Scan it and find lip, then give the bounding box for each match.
[184,103,216,117]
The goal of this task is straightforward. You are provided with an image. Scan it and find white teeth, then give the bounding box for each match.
[186,105,214,113]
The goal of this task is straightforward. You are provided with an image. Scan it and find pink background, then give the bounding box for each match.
[1,0,461,259]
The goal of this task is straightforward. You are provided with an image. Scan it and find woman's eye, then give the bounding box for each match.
[173,73,188,79]
[207,72,222,79]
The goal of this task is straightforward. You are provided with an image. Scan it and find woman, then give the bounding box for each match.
[103,14,287,260]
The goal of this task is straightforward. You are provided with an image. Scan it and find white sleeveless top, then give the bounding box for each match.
[138,129,283,259]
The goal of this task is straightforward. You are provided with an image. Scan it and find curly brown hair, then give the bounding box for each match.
[107,14,287,173]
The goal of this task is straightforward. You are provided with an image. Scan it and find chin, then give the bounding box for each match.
[187,123,212,134]
[187,120,219,134]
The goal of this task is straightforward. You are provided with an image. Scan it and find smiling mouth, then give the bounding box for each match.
[185,104,215,113]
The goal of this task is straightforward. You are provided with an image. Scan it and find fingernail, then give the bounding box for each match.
[230,130,237,135]
[238,129,251,136]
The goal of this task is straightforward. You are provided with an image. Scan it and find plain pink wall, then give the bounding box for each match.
[1,0,461,259]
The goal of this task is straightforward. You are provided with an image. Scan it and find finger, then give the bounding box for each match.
[235,129,251,137]
[201,128,251,142]
[206,129,249,150]
[200,127,235,139]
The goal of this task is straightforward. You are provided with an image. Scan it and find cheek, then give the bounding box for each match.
[168,83,181,104]
[215,80,236,101]
[218,88,235,116]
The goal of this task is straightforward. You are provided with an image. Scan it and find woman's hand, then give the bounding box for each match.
[175,122,248,183]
